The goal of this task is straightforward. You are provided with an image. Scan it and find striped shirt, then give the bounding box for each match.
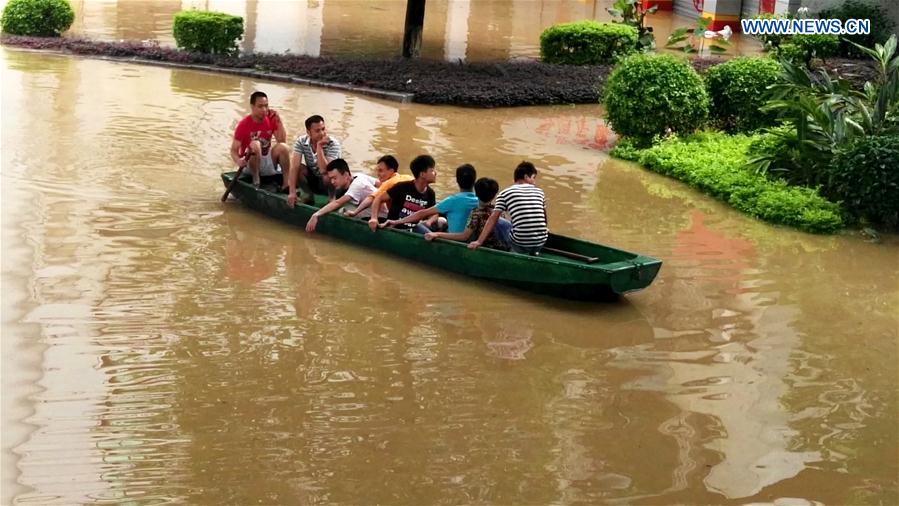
[292,134,342,178]
[494,183,547,248]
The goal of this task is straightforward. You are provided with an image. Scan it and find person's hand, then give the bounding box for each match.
[268,108,280,126]
[321,133,331,146]
[424,232,437,241]
[344,209,357,218]
[468,240,482,250]
[368,217,378,232]
[379,219,396,229]
[238,156,248,168]
[287,191,297,208]
[305,214,318,233]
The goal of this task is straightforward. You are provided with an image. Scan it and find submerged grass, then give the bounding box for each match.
[611,132,844,233]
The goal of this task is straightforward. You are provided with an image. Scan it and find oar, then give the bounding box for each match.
[542,246,600,264]
[221,153,254,202]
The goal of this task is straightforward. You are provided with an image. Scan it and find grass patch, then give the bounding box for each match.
[611,132,844,233]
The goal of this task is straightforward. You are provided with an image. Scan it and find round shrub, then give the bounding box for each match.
[172,10,243,55]
[540,21,637,65]
[706,57,780,133]
[1,0,74,37]
[603,53,708,146]
[828,135,899,226]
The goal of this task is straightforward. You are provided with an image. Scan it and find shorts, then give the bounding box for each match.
[256,152,281,177]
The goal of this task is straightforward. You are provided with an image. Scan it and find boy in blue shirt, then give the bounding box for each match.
[382,163,479,234]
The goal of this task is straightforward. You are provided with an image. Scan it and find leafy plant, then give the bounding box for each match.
[539,20,638,65]
[829,135,899,227]
[612,132,843,233]
[751,35,899,187]
[775,34,840,67]
[172,10,244,55]
[706,57,781,132]
[819,0,896,58]
[1,0,74,37]
[606,0,656,51]
[665,15,730,55]
[603,53,708,146]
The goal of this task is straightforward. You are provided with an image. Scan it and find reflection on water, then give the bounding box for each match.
[3,0,765,60]
[2,49,897,504]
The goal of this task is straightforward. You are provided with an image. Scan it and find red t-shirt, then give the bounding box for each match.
[233,115,278,156]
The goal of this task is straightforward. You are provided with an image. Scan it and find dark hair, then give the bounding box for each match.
[305,114,325,130]
[326,158,350,175]
[455,164,476,190]
[474,177,499,203]
[410,154,435,179]
[513,161,538,181]
[250,91,267,105]
[377,154,399,171]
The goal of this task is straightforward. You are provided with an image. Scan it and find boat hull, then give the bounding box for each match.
[221,172,661,301]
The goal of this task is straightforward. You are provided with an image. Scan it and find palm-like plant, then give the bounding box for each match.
[748,35,898,186]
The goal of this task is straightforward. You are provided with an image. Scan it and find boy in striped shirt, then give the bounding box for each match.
[468,161,547,255]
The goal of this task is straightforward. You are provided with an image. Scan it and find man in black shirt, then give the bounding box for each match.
[369,154,437,233]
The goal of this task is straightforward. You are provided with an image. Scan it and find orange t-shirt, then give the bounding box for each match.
[372,173,414,197]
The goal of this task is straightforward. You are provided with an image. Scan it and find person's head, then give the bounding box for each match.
[375,155,399,182]
[410,154,436,184]
[305,114,326,141]
[325,158,353,190]
[455,164,476,191]
[249,91,269,120]
[474,177,499,204]
[513,161,538,184]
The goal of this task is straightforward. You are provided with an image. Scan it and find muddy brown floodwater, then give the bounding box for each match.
[1,42,896,505]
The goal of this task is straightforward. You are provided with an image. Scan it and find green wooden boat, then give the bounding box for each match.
[221,172,661,300]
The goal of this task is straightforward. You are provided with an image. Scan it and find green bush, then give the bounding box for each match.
[1,0,74,37]
[611,132,844,233]
[706,57,781,133]
[828,135,899,226]
[172,10,243,55]
[540,21,637,65]
[819,0,896,58]
[789,34,840,64]
[603,53,708,146]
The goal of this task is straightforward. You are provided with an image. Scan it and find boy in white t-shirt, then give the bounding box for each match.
[304,159,381,233]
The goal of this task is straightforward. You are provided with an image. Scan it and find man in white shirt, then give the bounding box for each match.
[305,158,383,233]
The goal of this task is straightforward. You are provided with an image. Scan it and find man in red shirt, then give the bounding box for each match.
[230,91,289,187]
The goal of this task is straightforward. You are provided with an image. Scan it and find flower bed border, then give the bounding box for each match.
[1,35,610,108]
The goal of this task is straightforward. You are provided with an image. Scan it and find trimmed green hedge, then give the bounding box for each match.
[706,57,780,133]
[1,0,73,37]
[172,10,243,55]
[540,21,637,65]
[611,132,844,233]
[603,53,708,146]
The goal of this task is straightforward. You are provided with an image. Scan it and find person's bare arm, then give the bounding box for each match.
[424,228,472,242]
[346,195,373,218]
[368,192,388,232]
[306,194,351,233]
[230,138,246,167]
[287,152,302,208]
[468,210,501,250]
[270,110,286,144]
[314,134,332,175]
[381,207,438,228]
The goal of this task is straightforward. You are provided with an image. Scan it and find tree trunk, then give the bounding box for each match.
[402,0,427,58]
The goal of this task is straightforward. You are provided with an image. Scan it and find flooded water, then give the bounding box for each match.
[2,48,897,504]
[4,0,765,60]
